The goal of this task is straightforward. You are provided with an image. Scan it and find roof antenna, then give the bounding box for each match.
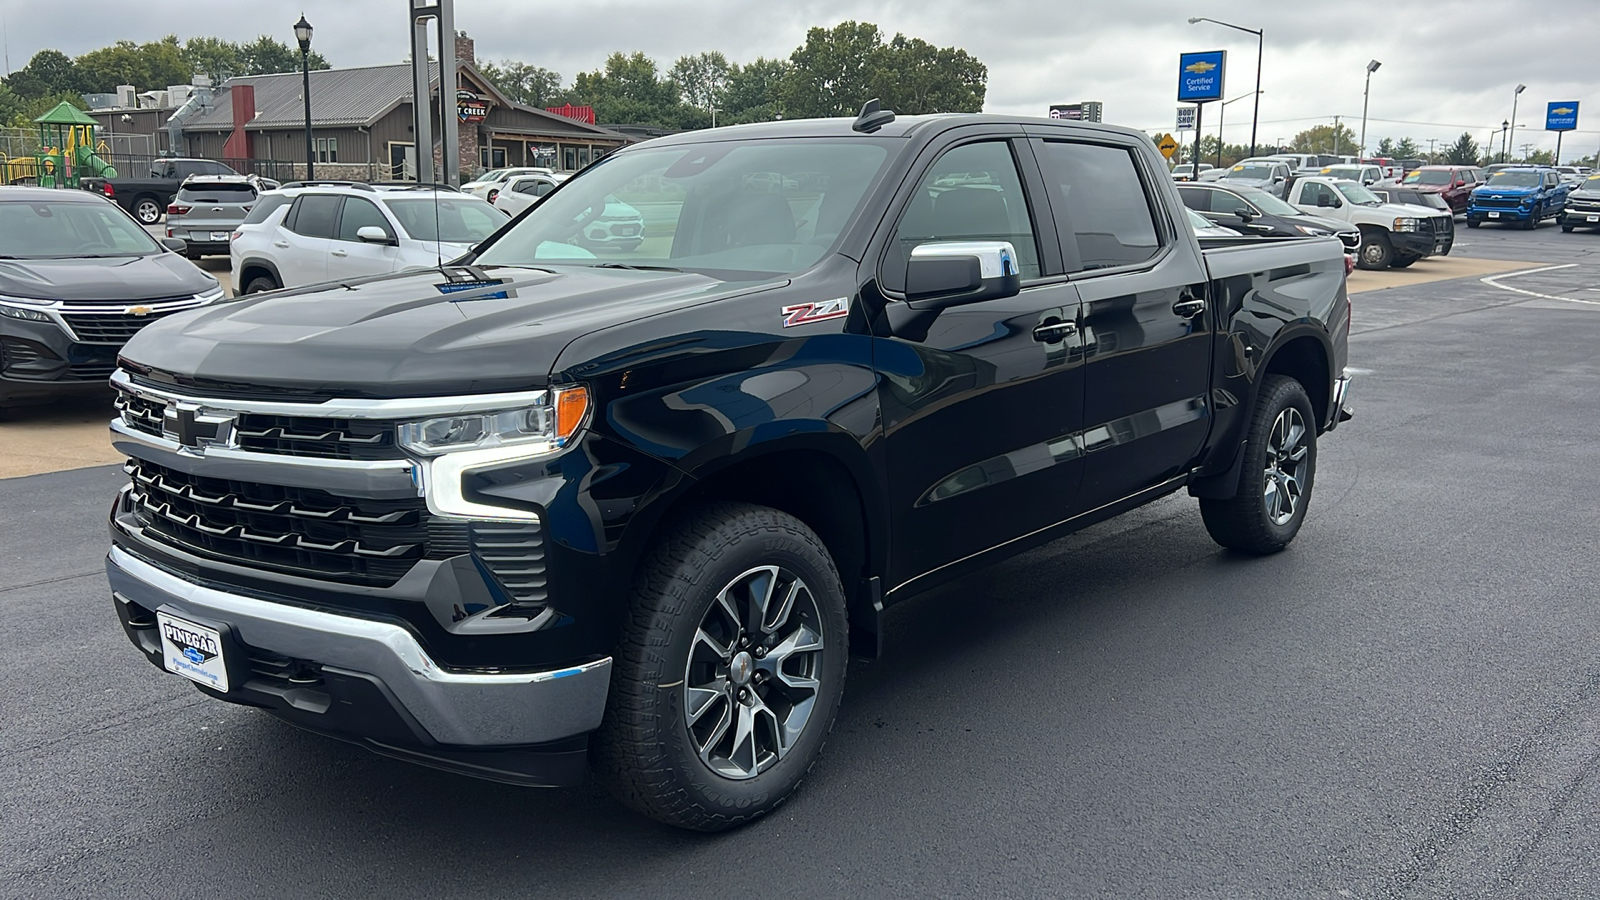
[852,98,895,134]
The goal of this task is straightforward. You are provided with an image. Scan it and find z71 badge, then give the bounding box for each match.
[781,297,849,327]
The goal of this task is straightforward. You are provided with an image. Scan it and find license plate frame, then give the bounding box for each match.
[209,231,229,242]
[1588,215,1599,223]
[1487,211,1500,219]
[156,610,232,692]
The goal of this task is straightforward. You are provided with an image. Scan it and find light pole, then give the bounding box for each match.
[1215,91,1262,166]
[710,106,721,128]
[1189,16,1263,158]
[1500,118,1511,163]
[294,15,314,180]
[1359,59,1381,158]
[1506,84,1525,163]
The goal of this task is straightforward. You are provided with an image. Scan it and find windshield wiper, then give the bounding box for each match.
[588,263,684,272]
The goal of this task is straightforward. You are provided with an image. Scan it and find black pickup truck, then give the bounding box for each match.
[82,157,240,225]
[104,107,1352,831]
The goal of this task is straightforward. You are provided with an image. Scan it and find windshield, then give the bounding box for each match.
[384,197,507,243]
[1404,170,1454,185]
[1224,164,1277,180]
[1585,175,1600,190]
[0,199,163,258]
[1486,171,1541,188]
[1234,187,1300,216]
[475,139,893,279]
[1334,182,1382,206]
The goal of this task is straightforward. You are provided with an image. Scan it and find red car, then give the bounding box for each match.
[1400,165,1482,214]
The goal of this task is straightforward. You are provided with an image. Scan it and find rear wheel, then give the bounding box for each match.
[243,275,278,294]
[132,197,162,225]
[592,502,848,831]
[1199,375,1318,555]
[1358,232,1393,269]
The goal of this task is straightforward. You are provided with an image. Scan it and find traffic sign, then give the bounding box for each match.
[1176,107,1196,131]
[1547,101,1579,131]
[1156,134,1180,160]
[1178,50,1226,102]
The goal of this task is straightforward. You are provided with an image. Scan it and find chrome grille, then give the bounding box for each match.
[1336,231,1361,251]
[234,413,400,460]
[114,391,166,437]
[126,458,430,586]
[61,310,183,344]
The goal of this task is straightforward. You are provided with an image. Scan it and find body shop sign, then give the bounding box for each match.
[458,90,489,123]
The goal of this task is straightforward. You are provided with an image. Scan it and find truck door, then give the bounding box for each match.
[874,135,1086,586]
[1029,136,1212,512]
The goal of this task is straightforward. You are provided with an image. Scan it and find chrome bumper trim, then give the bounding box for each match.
[110,417,420,499]
[111,368,548,419]
[108,546,611,746]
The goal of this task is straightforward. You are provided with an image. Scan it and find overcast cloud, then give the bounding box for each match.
[4,0,1597,157]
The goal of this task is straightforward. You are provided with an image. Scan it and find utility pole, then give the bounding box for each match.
[1428,138,1437,164]
[1333,115,1342,157]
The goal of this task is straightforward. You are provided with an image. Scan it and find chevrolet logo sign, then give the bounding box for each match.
[126,305,153,316]
[160,401,237,453]
[1185,61,1217,74]
[1554,107,1575,115]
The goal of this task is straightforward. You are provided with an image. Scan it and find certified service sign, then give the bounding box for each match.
[1546,102,1579,132]
[1178,50,1227,103]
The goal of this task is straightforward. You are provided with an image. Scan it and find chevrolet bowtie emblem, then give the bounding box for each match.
[1553,107,1575,115]
[126,305,153,316]
[161,402,237,452]
[1185,61,1217,74]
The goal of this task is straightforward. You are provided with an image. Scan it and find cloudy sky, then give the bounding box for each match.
[4,0,1598,158]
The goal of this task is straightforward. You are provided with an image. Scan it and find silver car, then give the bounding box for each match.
[165,176,267,259]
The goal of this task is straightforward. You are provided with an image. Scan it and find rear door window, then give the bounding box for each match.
[1033,140,1163,272]
[287,194,341,238]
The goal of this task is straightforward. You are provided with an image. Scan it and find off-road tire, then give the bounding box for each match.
[591,501,849,831]
[1199,375,1318,554]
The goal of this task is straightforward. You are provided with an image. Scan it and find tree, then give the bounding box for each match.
[1445,132,1480,166]
[182,37,244,83]
[75,37,190,94]
[720,57,789,124]
[236,35,328,76]
[1376,137,1396,157]
[570,52,683,126]
[4,49,80,99]
[1394,137,1421,159]
[781,21,885,118]
[872,34,986,115]
[479,60,564,107]
[668,51,731,113]
[1290,123,1358,156]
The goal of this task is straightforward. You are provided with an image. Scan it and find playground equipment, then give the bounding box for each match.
[28,101,117,188]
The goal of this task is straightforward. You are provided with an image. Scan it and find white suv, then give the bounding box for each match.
[230,182,509,293]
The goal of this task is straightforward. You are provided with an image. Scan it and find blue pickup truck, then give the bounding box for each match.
[1466,166,1570,229]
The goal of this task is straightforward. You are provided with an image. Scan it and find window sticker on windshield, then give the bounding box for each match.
[1233,166,1244,171]
[436,280,510,301]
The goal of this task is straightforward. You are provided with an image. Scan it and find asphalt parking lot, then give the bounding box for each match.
[6,226,1600,898]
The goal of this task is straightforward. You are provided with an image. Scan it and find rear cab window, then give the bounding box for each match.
[176,183,257,204]
[1033,139,1163,272]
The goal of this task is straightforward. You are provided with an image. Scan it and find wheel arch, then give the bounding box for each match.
[1259,330,1333,429]
[237,257,283,290]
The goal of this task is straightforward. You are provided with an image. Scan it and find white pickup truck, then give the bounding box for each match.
[1287,176,1452,269]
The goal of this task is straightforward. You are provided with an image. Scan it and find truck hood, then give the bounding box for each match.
[119,264,783,398]
[1473,185,1538,199]
[0,253,218,302]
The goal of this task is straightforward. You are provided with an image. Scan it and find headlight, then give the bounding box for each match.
[1393,217,1420,232]
[1293,224,1330,236]
[397,385,590,456]
[0,295,55,322]
[194,286,225,304]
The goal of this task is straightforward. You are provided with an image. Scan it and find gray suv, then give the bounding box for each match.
[165,176,274,259]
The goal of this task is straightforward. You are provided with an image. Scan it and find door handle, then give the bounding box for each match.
[331,249,348,257]
[1173,298,1206,319]
[1032,320,1078,342]
[273,241,290,248]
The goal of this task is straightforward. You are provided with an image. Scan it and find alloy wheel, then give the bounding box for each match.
[683,565,826,780]
[1263,407,1308,526]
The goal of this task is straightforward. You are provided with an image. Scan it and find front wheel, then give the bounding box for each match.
[1562,223,1575,233]
[1466,219,1481,228]
[1199,375,1318,554]
[1358,232,1393,270]
[1523,206,1541,230]
[592,502,848,831]
[1391,255,1418,269]
[132,197,162,225]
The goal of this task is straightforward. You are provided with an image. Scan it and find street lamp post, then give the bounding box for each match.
[1215,90,1262,166]
[710,106,721,128]
[294,15,314,181]
[1506,84,1525,163]
[1500,118,1511,163]
[1189,16,1263,158]
[1359,59,1381,158]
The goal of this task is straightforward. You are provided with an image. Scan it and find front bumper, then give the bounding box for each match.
[0,316,119,399]
[1389,231,1438,258]
[107,544,612,783]
[1467,204,1534,222]
[1563,207,1600,227]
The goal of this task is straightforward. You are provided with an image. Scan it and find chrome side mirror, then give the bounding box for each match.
[905,241,1022,310]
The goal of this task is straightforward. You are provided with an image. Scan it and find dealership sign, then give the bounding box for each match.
[1546,102,1579,131]
[457,90,489,123]
[1177,50,1226,102]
